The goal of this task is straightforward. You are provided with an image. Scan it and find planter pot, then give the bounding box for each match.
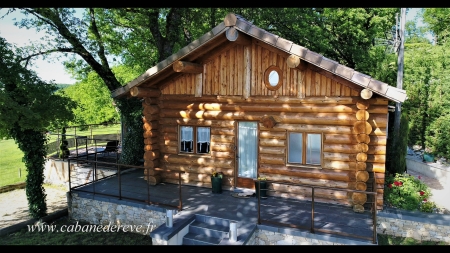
[255,180,267,198]
[211,176,222,194]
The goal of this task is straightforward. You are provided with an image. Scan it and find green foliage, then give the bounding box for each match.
[425,115,450,158]
[59,70,120,126]
[0,37,74,218]
[386,113,409,174]
[115,98,143,166]
[384,173,435,212]
[423,8,450,44]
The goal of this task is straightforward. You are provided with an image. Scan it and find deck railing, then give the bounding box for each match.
[67,137,184,211]
[255,180,378,244]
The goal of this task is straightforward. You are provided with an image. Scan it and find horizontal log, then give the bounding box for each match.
[367,145,386,155]
[160,163,233,176]
[210,151,234,158]
[259,164,351,182]
[144,144,159,151]
[268,192,351,206]
[144,160,160,168]
[351,193,367,205]
[211,135,234,143]
[357,134,370,144]
[143,105,160,115]
[356,100,369,110]
[356,162,367,171]
[144,150,160,161]
[160,94,389,105]
[322,160,356,171]
[160,125,177,133]
[143,168,160,176]
[366,163,385,173]
[210,143,234,152]
[353,121,372,134]
[160,109,365,126]
[131,87,161,98]
[270,183,348,199]
[366,154,385,163]
[287,54,301,68]
[260,131,286,139]
[163,154,234,169]
[367,114,388,128]
[158,118,235,128]
[163,132,178,141]
[260,154,285,165]
[173,61,203,74]
[360,89,373,100]
[143,97,158,105]
[144,137,158,145]
[324,134,356,144]
[158,139,179,147]
[348,182,365,191]
[143,130,158,138]
[160,101,359,113]
[356,153,367,162]
[356,110,369,121]
[268,123,354,135]
[259,173,349,189]
[259,146,285,155]
[211,128,234,135]
[143,114,159,122]
[323,143,369,154]
[369,135,387,145]
[143,120,159,131]
[323,152,356,162]
[259,138,286,147]
[160,145,178,154]
[356,171,369,182]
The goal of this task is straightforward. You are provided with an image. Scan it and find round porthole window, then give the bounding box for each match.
[264,66,283,91]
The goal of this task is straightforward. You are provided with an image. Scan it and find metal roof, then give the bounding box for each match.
[112,13,407,103]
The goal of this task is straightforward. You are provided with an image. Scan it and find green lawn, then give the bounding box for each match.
[0,138,27,187]
[0,124,121,187]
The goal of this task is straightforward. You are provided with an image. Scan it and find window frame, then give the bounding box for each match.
[178,125,211,155]
[286,131,323,168]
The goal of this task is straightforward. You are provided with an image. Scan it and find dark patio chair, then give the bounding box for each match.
[103,140,119,156]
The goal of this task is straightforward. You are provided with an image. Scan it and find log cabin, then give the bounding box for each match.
[111,13,407,211]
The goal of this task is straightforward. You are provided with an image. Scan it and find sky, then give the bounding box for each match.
[0,8,426,85]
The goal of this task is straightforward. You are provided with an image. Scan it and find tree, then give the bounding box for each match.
[0,37,75,218]
[4,8,399,165]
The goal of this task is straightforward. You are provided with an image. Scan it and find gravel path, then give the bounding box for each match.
[0,184,68,229]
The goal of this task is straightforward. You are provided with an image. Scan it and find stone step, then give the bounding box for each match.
[182,215,237,245]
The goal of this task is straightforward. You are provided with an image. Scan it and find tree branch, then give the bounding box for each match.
[89,8,110,70]
[20,47,75,68]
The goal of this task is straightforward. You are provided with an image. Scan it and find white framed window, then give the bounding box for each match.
[179,126,210,154]
[287,132,322,166]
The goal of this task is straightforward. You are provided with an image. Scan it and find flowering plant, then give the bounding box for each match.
[211,171,223,178]
[384,173,436,213]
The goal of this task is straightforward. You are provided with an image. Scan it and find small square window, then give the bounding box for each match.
[180,126,210,154]
[288,132,322,166]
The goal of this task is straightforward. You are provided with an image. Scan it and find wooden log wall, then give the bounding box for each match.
[155,94,388,209]
[142,96,162,185]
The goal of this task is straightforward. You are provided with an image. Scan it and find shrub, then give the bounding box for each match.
[384,173,436,212]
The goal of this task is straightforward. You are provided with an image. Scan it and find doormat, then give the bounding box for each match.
[231,192,255,199]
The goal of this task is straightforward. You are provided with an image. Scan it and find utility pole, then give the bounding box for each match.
[393,8,406,145]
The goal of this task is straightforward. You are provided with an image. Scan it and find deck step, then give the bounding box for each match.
[182,215,237,245]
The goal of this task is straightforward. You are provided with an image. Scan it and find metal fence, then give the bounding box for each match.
[256,180,378,244]
[0,167,26,187]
